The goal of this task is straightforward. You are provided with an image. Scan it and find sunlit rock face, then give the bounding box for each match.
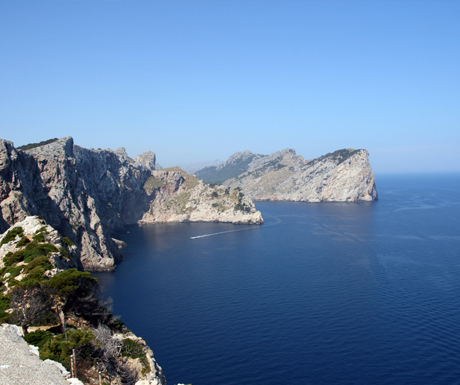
[200,148,378,202]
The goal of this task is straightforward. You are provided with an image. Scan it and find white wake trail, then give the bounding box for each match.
[190,228,255,239]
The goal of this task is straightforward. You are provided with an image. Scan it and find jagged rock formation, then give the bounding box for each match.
[0,216,166,385]
[0,137,262,271]
[140,168,263,224]
[134,151,156,170]
[198,148,378,202]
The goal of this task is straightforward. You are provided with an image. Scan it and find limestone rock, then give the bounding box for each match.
[139,168,263,224]
[0,215,79,272]
[213,148,378,202]
[134,151,156,171]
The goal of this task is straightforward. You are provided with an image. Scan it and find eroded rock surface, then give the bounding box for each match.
[199,148,378,202]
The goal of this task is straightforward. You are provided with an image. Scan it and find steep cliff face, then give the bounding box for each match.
[201,148,378,202]
[0,138,262,271]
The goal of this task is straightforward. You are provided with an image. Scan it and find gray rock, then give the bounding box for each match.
[221,148,378,202]
[134,151,156,171]
[0,324,69,385]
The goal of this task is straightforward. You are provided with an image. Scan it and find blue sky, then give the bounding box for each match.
[1,0,459,173]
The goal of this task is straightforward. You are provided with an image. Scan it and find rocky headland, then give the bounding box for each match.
[196,148,378,202]
[0,137,262,271]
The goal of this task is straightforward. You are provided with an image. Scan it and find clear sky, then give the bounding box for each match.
[1,0,459,173]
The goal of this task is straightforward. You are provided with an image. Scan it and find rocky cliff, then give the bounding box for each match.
[0,138,262,271]
[140,167,263,224]
[198,148,378,202]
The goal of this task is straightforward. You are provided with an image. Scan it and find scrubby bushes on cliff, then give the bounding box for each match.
[0,226,24,246]
[17,138,58,151]
[24,324,151,384]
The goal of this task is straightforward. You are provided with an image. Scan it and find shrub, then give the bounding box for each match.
[33,233,45,242]
[23,242,59,263]
[61,237,75,247]
[40,327,95,370]
[59,247,70,260]
[8,265,23,279]
[122,338,151,374]
[0,292,11,323]
[16,236,31,248]
[24,256,52,274]
[3,251,23,267]
[24,329,54,349]
[1,227,24,246]
[17,138,58,151]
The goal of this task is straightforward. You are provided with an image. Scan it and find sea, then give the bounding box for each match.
[94,173,460,385]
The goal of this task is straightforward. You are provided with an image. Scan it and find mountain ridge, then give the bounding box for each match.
[196,148,378,202]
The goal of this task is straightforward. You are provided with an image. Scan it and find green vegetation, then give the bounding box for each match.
[24,329,54,349]
[1,226,24,246]
[0,291,11,323]
[0,227,149,383]
[59,246,70,260]
[122,338,151,374]
[39,327,95,370]
[61,237,75,247]
[16,236,31,248]
[17,138,59,151]
[143,176,166,191]
[235,203,252,213]
[5,241,58,267]
[306,148,359,167]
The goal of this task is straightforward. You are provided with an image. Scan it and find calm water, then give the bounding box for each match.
[94,173,460,385]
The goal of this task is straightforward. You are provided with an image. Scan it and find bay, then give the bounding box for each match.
[94,173,460,385]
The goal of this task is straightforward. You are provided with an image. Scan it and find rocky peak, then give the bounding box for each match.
[221,150,261,168]
[24,137,74,158]
[113,147,133,162]
[247,148,297,171]
[134,151,156,171]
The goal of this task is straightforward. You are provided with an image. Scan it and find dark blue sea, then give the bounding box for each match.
[94,173,460,385]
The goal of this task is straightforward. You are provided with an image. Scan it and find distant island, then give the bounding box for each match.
[196,148,378,202]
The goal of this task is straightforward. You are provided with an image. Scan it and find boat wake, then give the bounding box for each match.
[190,228,255,239]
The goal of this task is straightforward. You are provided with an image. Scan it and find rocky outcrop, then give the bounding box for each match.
[134,151,156,171]
[0,138,262,271]
[0,216,79,275]
[200,148,378,202]
[140,168,263,224]
[0,324,71,385]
